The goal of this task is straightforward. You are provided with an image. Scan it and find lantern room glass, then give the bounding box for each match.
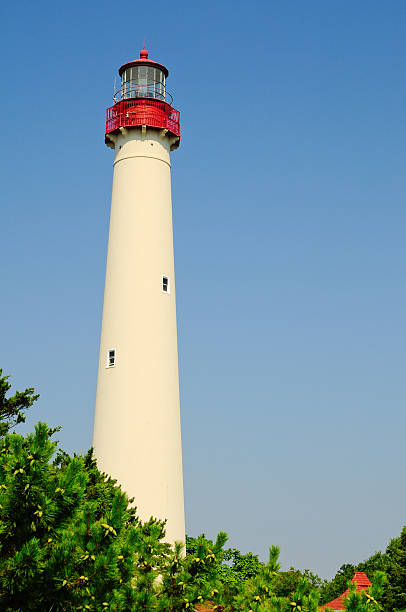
[121,66,166,101]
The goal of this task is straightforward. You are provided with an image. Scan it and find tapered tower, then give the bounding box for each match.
[93,48,185,545]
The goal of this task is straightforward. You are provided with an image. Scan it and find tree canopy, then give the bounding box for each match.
[0,369,39,437]
[0,370,394,611]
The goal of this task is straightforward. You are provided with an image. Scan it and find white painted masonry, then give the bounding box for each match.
[93,127,185,546]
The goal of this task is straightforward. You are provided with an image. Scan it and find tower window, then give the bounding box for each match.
[162,276,170,293]
[107,349,116,368]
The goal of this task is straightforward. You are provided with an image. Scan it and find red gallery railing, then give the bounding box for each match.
[105,99,181,139]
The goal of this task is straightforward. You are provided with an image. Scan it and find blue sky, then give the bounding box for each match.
[1,0,405,578]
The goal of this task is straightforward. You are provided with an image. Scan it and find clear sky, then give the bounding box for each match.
[1,0,405,579]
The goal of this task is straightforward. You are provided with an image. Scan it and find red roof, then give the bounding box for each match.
[118,47,169,78]
[319,572,371,610]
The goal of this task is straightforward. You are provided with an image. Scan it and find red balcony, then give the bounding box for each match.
[105,98,181,141]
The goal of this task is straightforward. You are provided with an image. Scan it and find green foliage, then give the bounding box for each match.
[0,372,223,610]
[231,546,322,612]
[232,545,282,611]
[381,528,406,611]
[272,567,326,600]
[186,534,262,603]
[0,420,326,612]
[319,551,389,607]
[0,369,39,436]
[158,533,228,610]
[0,421,173,610]
[319,563,358,605]
[341,571,385,612]
[186,536,326,607]
[0,369,393,611]
[319,530,406,612]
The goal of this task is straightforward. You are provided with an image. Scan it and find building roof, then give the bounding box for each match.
[319,572,372,610]
[191,572,372,611]
[118,47,169,78]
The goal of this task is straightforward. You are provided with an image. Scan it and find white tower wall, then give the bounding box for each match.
[93,128,185,545]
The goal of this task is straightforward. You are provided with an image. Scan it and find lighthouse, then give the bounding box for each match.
[93,48,185,545]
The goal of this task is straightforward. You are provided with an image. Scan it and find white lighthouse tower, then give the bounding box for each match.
[93,48,185,545]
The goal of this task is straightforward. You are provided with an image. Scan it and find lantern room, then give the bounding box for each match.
[118,48,168,102]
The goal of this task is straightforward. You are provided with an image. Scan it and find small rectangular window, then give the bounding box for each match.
[162,276,170,293]
[107,349,116,368]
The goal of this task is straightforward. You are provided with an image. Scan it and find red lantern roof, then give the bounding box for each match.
[118,47,169,78]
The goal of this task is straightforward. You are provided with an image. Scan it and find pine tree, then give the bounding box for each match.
[0,369,39,436]
[0,370,228,611]
[232,545,286,611]
[157,532,228,610]
[342,571,385,612]
[0,422,169,610]
[382,528,406,611]
[0,370,390,611]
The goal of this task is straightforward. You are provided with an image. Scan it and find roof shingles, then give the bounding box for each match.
[319,572,372,611]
